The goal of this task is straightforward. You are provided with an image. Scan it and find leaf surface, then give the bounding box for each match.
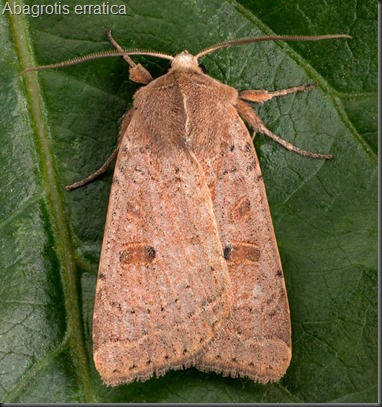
[0,0,377,403]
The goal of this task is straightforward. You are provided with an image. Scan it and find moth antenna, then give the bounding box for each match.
[22,49,174,73]
[195,34,352,59]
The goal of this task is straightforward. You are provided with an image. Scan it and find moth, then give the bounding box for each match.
[25,31,350,386]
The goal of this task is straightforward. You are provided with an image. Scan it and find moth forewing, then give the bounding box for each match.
[194,105,291,381]
[92,71,232,386]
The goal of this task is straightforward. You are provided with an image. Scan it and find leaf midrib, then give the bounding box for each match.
[9,9,97,403]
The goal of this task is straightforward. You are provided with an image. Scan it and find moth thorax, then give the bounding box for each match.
[171,51,201,72]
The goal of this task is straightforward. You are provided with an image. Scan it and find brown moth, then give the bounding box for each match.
[25,31,350,386]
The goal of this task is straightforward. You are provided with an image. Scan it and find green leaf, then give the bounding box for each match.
[1,0,377,403]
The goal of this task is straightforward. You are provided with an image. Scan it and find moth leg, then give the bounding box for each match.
[239,83,316,104]
[107,30,153,84]
[235,99,332,159]
[66,109,134,191]
[107,30,136,68]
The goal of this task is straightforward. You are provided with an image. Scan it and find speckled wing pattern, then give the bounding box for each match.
[92,71,232,386]
[194,93,292,382]
[168,71,291,382]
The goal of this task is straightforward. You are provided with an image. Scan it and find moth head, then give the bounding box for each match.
[170,51,202,73]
